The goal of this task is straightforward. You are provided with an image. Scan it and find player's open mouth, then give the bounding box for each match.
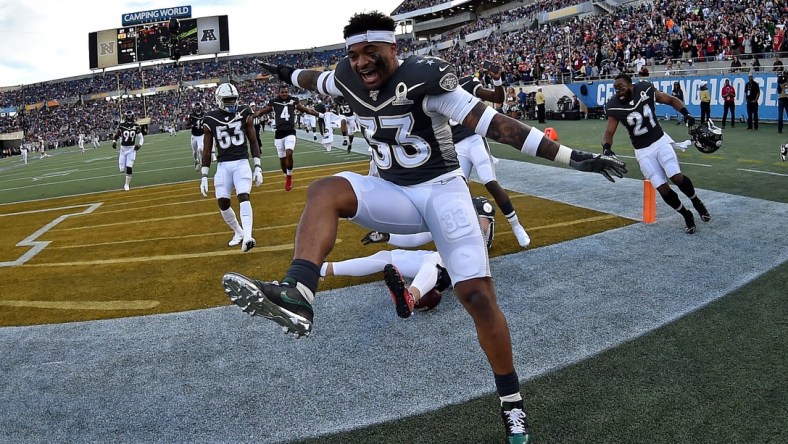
[359,69,380,86]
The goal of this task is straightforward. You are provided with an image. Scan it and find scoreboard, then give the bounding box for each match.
[89,15,228,69]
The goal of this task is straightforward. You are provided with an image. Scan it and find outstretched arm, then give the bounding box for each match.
[259,61,323,92]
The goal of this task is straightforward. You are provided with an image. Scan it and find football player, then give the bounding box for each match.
[200,83,263,252]
[186,102,205,170]
[333,95,358,151]
[453,65,531,248]
[322,196,496,314]
[112,110,144,191]
[602,73,711,234]
[252,84,323,191]
[249,102,264,151]
[77,131,86,154]
[226,12,626,444]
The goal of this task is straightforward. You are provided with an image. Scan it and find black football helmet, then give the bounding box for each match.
[123,110,135,123]
[472,196,496,250]
[193,102,204,115]
[780,143,787,162]
[689,121,723,154]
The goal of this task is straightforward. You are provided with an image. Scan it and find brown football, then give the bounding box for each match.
[414,288,442,312]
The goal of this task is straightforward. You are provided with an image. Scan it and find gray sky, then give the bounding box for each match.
[0,0,403,87]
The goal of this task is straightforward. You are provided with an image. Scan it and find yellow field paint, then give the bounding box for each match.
[0,300,160,310]
[519,214,621,231]
[52,211,218,231]
[19,241,300,266]
[48,223,300,249]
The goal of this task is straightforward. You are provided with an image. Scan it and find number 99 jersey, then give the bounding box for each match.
[202,105,253,162]
[604,81,664,149]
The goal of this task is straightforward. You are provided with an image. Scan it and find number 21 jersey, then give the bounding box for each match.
[604,81,664,149]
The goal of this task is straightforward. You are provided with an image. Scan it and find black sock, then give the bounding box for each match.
[284,259,320,294]
[494,371,520,398]
[676,175,696,199]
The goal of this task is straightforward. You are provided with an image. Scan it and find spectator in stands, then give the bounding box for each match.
[671,81,684,125]
[721,78,736,129]
[745,73,760,130]
[777,73,788,134]
[517,88,527,118]
[752,56,761,72]
[772,55,784,73]
[730,55,743,73]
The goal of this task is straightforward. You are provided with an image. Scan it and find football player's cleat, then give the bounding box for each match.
[434,264,452,292]
[347,143,352,153]
[361,231,390,245]
[473,196,496,250]
[512,224,531,248]
[214,83,239,114]
[223,273,314,337]
[123,184,130,191]
[383,264,415,319]
[691,198,711,222]
[683,211,696,234]
[780,143,787,162]
[500,400,532,444]
[285,175,292,191]
[241,237,256,253]
[123,110,135,123]
[228,232,244,247]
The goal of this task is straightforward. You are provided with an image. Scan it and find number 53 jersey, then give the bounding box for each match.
[203,105,253,162]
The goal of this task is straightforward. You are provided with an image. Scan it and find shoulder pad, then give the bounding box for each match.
[406,55,458,95]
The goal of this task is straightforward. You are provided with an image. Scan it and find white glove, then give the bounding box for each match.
[253,167,263,186]
[671,140,692,152]
[200,176,209,197]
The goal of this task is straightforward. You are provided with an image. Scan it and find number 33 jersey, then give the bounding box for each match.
[203,105,253,162]
[329,55,464,186]
[605,81,664,149]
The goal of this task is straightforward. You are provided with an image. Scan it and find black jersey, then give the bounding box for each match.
[188,112,205,136]
[604,81,664,149]
[333,55,460,186]
[202,105,253,162]
[252,114,263,132]
[117,122,142,147]
[268,96,301,137]
[337,102,354,117]
[451,75,483,143]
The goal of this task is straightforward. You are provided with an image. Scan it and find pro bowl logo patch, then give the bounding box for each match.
[439,73,459,91]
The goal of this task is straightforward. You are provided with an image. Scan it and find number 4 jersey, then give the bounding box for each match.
[604,81,664,149]
[203,105,253,162]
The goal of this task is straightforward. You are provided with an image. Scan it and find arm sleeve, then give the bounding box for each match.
[388,232,434,248]
[423,88,480,125]
[317,71,342,96]
[136,133,144,146]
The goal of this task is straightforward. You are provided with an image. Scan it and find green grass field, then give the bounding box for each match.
[1,121,786,443]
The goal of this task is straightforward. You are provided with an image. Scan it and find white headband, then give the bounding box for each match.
[345,30,396,48]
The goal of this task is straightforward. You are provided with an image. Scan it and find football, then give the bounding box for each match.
[414,288,442,312]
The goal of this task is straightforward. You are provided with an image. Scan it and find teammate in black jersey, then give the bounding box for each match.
[602,73,711,234]
[185,102,205,170]
[200,83,263,252]
[252,85,323,191]
[249,102,264,151]
[225,12,626,444]
[112,110,144,191]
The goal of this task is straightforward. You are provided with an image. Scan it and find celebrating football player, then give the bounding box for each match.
[252,84,323,191]
[112,110,144,191]
[200,83,263,253]
[186,102,205,171]
[602,73,711,234]
[222,11,626,444]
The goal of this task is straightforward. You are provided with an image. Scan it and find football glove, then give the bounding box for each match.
[601,143,616,157]
[134,144,141,151]
[569,150,627,183]
[258,60,296,84]
[200,176,209,197]
[253,166,263,186]
[112,141,117,149]
[361,231,390,245]
[685,115,696,127]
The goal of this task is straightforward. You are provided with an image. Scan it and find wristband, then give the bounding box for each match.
[602,143,612,151]
[201,166,209,176]
[253,157,261,167]
[492,78,503,87]
[555,145,573,165]
[290,69,304,89]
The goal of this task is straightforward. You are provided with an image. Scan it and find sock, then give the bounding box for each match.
[284,259,320,295]
[319,262,328,277]
[220,208,243,236]
[286,169,292,177]
[676,175,697,199]
[125,174,132,186]
[494,371,521,399]
[239,201,253,239]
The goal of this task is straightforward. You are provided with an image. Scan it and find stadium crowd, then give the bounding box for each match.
[2,0,787,150]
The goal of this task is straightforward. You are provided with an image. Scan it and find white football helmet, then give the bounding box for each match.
[215,83,239,113]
